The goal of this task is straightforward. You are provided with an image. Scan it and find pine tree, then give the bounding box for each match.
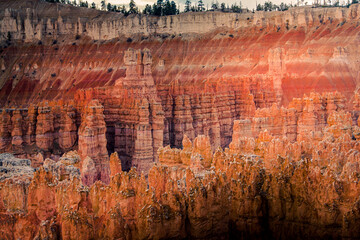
[158,0,164,15]
[107,2,112,11]
[164,0,172,15]
[129,0,138,14]
[119,5,127,14]
[91,2,96,8]
[185,0,191,12]
[79,1,88,7]
[143,4,152,14]
[256,3,263,10]
[198,0,204,11]
[220,2,225,11]
[211,1,219,10]
[101,0,106,10]
[170,1,177,14]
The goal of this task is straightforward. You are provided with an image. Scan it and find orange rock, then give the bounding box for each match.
[109,152,122,177]
[192,135,212,168]
[35,104,54,151]
[58,104,77,150]
[0,111,11,150]
[78,100,109,184]
[11,110,23,146]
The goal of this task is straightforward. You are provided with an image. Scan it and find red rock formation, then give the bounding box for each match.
[109,152,122,177]
[73,48,164,173]
[10,110,23,146]
[78,100,109,184]
[81,156,97,186]
[1,1,360,238]
[58,103,77,150]
[0,111,11,150]
[35,103,54,151]
[1,0,359,155]
[23,105,37,145]
[2,112,360,239]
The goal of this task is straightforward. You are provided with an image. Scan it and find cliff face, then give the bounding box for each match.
[78,99,109,184]
[2,105,360,239]
[1,1,360,238]
[1,1,360,103]
[1,0,360,42]
[1,2,360,154]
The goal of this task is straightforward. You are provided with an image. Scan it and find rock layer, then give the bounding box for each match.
[1,1,360,239]
[1,108,360,239]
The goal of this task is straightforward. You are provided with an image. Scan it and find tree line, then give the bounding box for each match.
[183,0,246,13]
[256,0,360,11]
[43,0,360,16]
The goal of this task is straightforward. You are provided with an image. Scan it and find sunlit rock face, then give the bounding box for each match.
[2,0,360,239]
[2,113,360,239]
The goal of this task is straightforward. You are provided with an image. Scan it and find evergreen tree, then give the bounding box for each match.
[185,0,191,12]
[101,0,106,10]
[264,1,273,11]
[119,5,127,14]
[153,0,164,15]
[220,2,225,11]
[164,0,172,15]
[256,3,263,10]
[129,0,138,14]
[170,1,178,14]
[279,2,289,11]
[91,2,96,8]
[152,3,158,15]
[80,1,88,7]
[107,2,112,11]
[143,4,152,14]
[211,1,219,10]
[231,3,242,12]
[198,0,204,11]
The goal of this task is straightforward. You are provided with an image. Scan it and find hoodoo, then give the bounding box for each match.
[1,0,360,239]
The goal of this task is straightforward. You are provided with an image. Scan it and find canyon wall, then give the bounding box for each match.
[1,0,360,176]
[2,104,360,239]
[1,1,360,238]
[1,0,360,42]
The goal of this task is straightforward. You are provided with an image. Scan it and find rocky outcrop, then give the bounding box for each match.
[74,47,164,173]
[0,102,80,160]
[43,151,80,182]
[2,110,360,239]
[230,92,347,142]
[0,153,33,181]
[80,156,96,186]
[24,105,37,145]
[1,1,360,238]
[109,152,122,177]
[35,103,54,151]
[0,1,359,175]
[1,0,360,43]
[10,110,23,146]
[78,99,109,184]
[0,111,11,150]
[58,103,77,150]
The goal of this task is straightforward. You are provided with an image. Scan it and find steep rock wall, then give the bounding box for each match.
[2,107,360,239]
[1,0,360,42]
